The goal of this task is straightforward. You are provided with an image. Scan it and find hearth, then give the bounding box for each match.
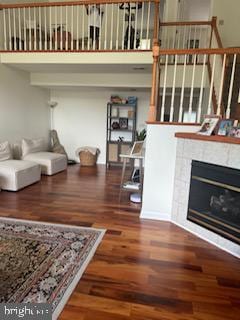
[187,161,240,244]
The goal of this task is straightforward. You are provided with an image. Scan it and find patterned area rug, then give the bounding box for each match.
[0,218,105,319]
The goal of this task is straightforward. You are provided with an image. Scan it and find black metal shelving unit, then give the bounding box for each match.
[106,100,137,167]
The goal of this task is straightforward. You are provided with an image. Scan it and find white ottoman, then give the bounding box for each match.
[23,152,67,176]
[0,160,41,191]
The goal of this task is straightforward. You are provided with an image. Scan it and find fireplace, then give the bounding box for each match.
[187,161,240,245]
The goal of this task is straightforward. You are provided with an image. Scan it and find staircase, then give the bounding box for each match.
[148,18,240,123]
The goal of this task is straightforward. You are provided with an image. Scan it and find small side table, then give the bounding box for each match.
[119,153,144,201]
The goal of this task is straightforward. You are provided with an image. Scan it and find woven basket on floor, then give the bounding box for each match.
[79,151,97,166]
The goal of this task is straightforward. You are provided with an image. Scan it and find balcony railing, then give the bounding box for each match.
[148,19,240,123]
[0,0,160,52]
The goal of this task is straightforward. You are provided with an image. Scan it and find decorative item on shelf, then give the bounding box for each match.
[197,115,221,136]
[112,108,119,117]
[127,96,137,104]
[128,110,135,118]
[110,95,122,104]
[119,118,128,129]
[228,122,240,138]
[112,121,120,130]
[118,136,125,142]
[217,119,234,136]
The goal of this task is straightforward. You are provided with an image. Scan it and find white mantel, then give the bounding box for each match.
[172,135,240,258]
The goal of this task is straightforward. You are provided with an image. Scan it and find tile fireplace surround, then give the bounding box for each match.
[172,133,240,258]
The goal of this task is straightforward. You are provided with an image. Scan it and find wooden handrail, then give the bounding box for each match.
[160,21,212,27]
[158,47,240,56]
[0,0,159,9]
[211,16,223,49]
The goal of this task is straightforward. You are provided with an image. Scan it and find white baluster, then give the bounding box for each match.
[127,4,132,49]
[197,54,207,122]
[187,25,191,49]
[24,8,27,51]
[76,5,79,50]
[122,5,126,50]
[87,4,90,50]
[8,9,12,50]
[99,4,102,50]
[93,4,96,50]
[146,2,151,46]
[226,54,237,119]
[183,24,187,49]
[3,9,7,50]
[71,5,74,50]
[49,6,52,50]
[178,54,187,122]
[33,7,36,50]
[199,26,202,49]
[110,3,114,50]
[160,55,169,122]
[193,25,197,49]
[65,6,68,50]
[39,7,42,50]
[60,6,63,50]
[18,8,22,50]
[55,6,58,50]
[82,5,85,50]
[134,2,138,50]
[116,4,119,50]
[217,54,227,115]
[13,9,16,51]
[140,2,144,48]
[104,4,108,50]
[170,55,178,122]
[44,7,47,50]
[188,54,197,122]
[207,54,216,114]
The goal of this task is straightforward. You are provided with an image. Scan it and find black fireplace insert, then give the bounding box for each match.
[187,161,240,244]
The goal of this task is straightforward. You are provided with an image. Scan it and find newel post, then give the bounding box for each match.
[148,42,160,122]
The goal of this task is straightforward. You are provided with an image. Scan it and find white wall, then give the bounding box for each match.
[51,88,150,163]
[141,124,200,221]
[179,0,211,21]
[211,0,240,47]
[0,63,50,143]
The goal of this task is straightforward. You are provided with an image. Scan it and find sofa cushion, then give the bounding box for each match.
[0,141,12,161]
[23,152,67,175]
[22,138,47,158]
[0,160,41,191]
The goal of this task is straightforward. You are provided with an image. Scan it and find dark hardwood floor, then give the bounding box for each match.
[0,165,239,320]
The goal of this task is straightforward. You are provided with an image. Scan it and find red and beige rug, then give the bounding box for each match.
[0,217,105,319]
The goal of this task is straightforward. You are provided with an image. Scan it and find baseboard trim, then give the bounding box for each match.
[172,220,240,259]
[140,210,171,221]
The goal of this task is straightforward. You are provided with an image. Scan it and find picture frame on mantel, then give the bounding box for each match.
[217,119,234,136]
[197,115,221,136]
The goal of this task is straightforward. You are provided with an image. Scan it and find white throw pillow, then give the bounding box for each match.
[0,141,12,161]
[22,138,47,158]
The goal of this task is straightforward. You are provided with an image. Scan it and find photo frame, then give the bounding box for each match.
[119,118,128,129]
[228,124,240,138]
[197,115,221,136]
[217,119,234,136]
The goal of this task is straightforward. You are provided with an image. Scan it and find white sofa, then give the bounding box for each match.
[0,160,41,191]
[23,152,67,176]
[21,138,67,176]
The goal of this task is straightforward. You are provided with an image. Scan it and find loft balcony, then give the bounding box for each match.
[0,0,160,53]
